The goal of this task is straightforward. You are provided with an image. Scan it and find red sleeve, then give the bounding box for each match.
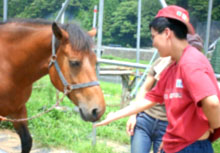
[181,63,218,105]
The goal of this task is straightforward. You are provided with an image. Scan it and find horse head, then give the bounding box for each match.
[49,22,105,122]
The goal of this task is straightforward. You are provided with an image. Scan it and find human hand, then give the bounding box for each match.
[94,112,116,127]
[126,114,137,136]
[209,128,214,134]
[157,142,163,153]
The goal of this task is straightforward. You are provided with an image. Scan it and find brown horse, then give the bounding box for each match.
[0,19,105,153]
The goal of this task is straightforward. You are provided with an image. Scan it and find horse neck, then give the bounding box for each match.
[4,24,53,86]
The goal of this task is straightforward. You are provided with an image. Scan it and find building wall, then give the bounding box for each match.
[101,47,157,61]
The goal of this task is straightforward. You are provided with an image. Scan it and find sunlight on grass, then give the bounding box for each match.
[1,74,220,153]
[27,76,128,153]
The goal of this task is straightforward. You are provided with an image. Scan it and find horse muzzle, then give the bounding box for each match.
[78,106,104,122]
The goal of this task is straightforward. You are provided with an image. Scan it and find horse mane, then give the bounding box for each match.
[0,18,52,25]
[1,19,93,52]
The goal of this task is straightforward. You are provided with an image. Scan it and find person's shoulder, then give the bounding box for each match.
[179,46,211,74]
[158,61,176,80]
[180,45,207,67]
[153,57,172,69]
[152,57,172,79]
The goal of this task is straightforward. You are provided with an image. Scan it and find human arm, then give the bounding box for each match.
[201,95,220,129]
[157,142,163,153]
[94,99,156,127]
[95,58,168,127]
[126,75,156,135]
[182,63,220,130]
[136,75,156,101]
[126,114,137,136]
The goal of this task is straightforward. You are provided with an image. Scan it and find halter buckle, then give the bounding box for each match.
[51,55,57,63]
[64,85,72,94]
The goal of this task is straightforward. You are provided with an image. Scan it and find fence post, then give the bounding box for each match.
[92,1,103,146]
[3,0,8,22]
[204,0,213,54]
[129,0,167,98]
[61,3,65,24]
[55,0,70,22]
[96,0,104,73]
[135,0,142,85]
[93,5,98,29]
[159,0,167,8]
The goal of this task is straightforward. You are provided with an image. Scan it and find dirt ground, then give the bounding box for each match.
[0,129,130,153]
[0,129,74,153]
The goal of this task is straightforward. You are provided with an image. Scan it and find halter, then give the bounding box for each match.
[49,35,99,94]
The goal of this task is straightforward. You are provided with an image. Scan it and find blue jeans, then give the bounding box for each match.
[131,112,168,153]
[160,139,214,153]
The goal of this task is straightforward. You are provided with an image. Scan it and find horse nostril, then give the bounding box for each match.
[92,108,98,118]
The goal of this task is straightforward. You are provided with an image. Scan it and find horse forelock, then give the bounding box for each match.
[61,24,93,52]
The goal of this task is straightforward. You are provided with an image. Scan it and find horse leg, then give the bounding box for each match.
[11,106,32,153]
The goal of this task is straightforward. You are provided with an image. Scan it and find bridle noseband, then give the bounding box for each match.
[49,35,99,94]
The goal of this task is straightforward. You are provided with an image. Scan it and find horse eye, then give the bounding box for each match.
[69,60,81,67]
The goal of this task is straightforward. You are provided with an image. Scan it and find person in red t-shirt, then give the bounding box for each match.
[95,5,220,153]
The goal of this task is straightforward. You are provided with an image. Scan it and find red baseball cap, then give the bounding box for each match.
[155,5,195,34]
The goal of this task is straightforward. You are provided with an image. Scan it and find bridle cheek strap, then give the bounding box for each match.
[50,59,99,94]
[49,35,99,94]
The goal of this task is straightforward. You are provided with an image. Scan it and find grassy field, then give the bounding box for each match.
[0,75,220,153]
[0,53,220,153]
[0,76,130,153]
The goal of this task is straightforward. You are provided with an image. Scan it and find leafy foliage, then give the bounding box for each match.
[0,0,219,47]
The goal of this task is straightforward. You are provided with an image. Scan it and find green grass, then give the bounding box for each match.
[213,139,220,153]
[28,76,130,153]
[0,76,129,153]
[1,75,220,153]
[0,58,220,152]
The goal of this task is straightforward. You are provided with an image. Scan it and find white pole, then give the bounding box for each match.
[55,0,70,22]
[96,0,104,78]
[93,5,98,29]
[93,1,104,146]
[159,0,167,8]
[135,0,142,82]
[204,0,213,54]
[61,3,65,24]
[97,0,104,59]
[3,0,8,22]
[131,0,167,97]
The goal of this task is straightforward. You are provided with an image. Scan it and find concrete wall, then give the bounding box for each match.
[101,46,157,61]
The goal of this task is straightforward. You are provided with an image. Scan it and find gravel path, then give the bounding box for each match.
[0,129,130,153]
[0,129,74,153]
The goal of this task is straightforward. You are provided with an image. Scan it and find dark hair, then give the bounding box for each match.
[149,17,187,39]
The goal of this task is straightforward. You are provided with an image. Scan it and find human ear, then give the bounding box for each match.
[164,27,172,39]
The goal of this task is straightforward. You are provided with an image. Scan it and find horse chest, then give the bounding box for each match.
[0,85,32,114]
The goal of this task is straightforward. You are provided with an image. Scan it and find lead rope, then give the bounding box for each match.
[0,90,70,122]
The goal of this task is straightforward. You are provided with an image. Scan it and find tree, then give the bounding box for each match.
[74,0,99,30]
[105,0,137,47]
[102,0,121,45]
[0,0,219,47]
[141,0,161,47]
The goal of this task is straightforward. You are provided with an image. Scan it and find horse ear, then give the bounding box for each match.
[88,28,97,37]
[52,22,62,40]
[52,22,68,40]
